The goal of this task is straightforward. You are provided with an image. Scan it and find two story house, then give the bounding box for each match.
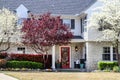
[0,0,115,71]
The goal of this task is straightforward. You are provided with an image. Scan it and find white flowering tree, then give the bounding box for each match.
[0,8,21,53]
[89,0,120,66]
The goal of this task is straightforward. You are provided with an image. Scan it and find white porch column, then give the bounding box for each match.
[110,46,113,61]
[52,45,56,69]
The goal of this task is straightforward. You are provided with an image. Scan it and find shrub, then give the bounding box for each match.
[6,61,43,69]
[98,61,118,70]
[10,54,52,68]
[0,53,8,59]
[113,66,120,72]
[0,53,52,68]
[0,59,7,67]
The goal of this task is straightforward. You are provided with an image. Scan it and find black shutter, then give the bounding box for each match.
[71,19,75,29]
[81,19,83,33]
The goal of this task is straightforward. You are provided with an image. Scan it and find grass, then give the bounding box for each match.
[2,71,120,80]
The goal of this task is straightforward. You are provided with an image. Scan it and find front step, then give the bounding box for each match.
[56,69,86,72]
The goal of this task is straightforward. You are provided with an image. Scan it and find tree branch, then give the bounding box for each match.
[0,37,10,53]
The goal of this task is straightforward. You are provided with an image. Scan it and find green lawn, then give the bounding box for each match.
[2,71,120,80]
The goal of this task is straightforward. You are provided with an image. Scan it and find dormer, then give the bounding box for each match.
[16,4,28,18]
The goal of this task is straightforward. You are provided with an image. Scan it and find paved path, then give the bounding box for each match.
[0,73,18,80]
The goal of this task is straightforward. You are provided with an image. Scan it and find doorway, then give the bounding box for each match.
[61,46,70,69]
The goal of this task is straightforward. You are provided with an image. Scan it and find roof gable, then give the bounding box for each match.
[16,4,28,18]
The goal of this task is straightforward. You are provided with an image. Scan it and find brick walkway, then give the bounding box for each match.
[0,73,18,80]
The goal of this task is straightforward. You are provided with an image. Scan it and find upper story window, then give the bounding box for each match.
[63,19,71,27]
[81,15,87,33]
[62,19,75,29]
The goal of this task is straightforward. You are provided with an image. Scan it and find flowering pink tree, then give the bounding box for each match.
[22,13,73,67]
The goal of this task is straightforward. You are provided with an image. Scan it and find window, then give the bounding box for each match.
[63,19,71,27]
[62,19,75,29]
[102,47,117,61]
[17,47,25,53]
[113,54,117,60]
[102,47,110,60]
[81,16,87,33]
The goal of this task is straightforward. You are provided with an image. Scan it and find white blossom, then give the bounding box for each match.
[0,8,22,44]
[88,0,120,41]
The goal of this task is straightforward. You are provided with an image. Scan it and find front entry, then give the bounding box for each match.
[61,46,70,69]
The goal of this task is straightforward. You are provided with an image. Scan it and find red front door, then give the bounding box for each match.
[61,47,70,69]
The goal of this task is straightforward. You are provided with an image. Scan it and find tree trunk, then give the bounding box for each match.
[115,39,120,66]
[43,51,49,69]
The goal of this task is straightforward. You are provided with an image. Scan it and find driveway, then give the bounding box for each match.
[0,73,18,80]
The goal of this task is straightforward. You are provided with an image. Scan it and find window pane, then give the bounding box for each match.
[103,47,110,53]
[113,54,117,60]
[63,19,71,27]
[113,47,116,53]
[102,54,110,60]
[17,47,25,51]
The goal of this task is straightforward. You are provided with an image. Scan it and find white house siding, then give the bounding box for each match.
[84,1,103,41]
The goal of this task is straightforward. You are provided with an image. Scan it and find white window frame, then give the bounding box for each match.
[102,46,117,61]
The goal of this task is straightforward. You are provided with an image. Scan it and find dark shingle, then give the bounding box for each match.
[0,0,97,15]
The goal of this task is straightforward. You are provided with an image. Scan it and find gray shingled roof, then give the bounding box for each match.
[0,0,96,15]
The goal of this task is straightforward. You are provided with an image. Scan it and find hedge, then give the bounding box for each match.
[6,61,43,69]
[98,61,118,70]
[10,53,44,62]
[0,53,52,68]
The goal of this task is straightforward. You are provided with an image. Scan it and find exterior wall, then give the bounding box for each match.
[86,42,116,71]
[16,4,28,18]
[84,1,103,41]
[16,7,84,37]
[6,44,35,54]
[5,44,51,54]
[61,15,83,36]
